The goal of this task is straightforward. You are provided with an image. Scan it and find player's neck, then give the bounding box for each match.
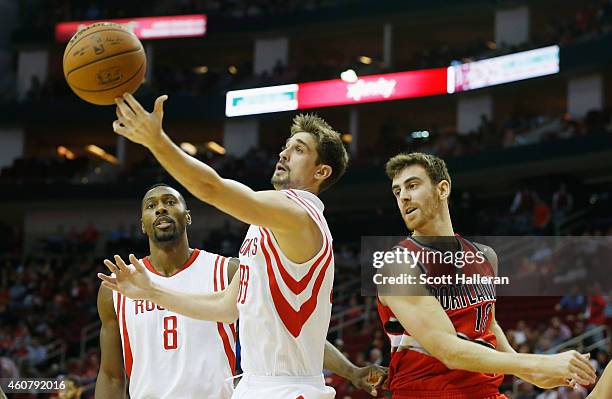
[275,182,319,196]
[412,210,454,237]
[148,239,193,276]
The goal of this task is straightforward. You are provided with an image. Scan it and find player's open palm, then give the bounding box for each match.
[532,350,596,389]
[113,92,167,149]
[98,254,155,300]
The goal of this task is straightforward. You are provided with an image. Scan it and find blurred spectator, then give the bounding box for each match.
[25,338,48,366]
[512,321,532,347]
[511,188,534,214]
[367,347,383,366]
[81,222,100,253]
[532,193,552,234]
[534,336,553,354]
[585,284,608,346]
[552,183,574,224]
[586,284,607,328]
[543,317,572,346]
[555,285,586,312]
[0,350,19,378]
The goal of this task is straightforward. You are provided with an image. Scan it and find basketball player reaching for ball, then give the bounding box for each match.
[95,184,239,399]
[376,152,597,399]
[99,93,386,398]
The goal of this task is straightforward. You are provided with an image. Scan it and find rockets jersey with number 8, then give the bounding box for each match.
[113,249,236,399]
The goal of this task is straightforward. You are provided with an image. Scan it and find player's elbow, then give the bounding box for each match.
[95,371,125,398]
[218,314,238,324]
[438,346,477,371]
[218,306,238,324]
[438,353,461,370]
[429,342,461,370]
[215,293,239,324]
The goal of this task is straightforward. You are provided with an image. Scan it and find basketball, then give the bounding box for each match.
[63,22,146,105]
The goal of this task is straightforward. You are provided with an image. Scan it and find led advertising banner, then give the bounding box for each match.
[225,69,447,117]
[450,45,560,93]
[55,14,207,42]
[297,69,448,109]
[225,46,561,117]
[225,84,299,117]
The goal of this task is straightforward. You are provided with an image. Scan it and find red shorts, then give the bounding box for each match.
[392,388,507,399]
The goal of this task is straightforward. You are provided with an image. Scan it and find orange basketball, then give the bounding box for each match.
[63,22,146,105]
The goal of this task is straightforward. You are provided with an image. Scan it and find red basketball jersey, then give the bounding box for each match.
[377,235,504,398]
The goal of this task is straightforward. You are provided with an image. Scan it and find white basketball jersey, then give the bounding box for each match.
[113,249,236,399]
[236,189,334,376]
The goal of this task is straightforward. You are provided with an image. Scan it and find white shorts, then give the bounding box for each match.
[231,373,336,399]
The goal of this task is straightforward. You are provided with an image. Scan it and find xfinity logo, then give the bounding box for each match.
[346,78,397,101]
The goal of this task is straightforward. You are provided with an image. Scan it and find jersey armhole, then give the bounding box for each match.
[281,189,328,244]
[470,241,497,276]
[212,254,230,291]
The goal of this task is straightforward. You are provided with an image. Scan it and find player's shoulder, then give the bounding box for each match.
[471,241,498,275]
[97,283,117,321]
[281,189,325,213]
[255,189,316,217]
[470,241,497,260]
[198,249,228,266]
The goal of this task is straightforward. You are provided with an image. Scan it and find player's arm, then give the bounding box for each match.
[381,293,595,386]
[378,259,595,388]
[588,361,612,399]
[114,94,310,232]
[323,340,387,397]
[95,285,126,399]
[489,307,515,353]
[98,255,240,323]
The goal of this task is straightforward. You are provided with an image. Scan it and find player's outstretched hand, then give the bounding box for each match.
[350,364,388,397]
[529,351,596,389]
[113,92,167,149]
[97,254,155,300]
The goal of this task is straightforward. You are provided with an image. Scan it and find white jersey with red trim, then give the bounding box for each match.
[113,248,236,399]
[236,189,335,376]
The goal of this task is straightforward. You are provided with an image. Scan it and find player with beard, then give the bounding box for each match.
[376,152,596,399]
[98,93,387,399]
[95,184,239,399]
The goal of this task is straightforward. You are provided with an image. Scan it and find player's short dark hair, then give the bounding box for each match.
[385,152,451,189]
[142,183,187,207]
[290,113,349,193]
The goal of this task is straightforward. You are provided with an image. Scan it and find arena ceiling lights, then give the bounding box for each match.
[55,14,207,42]
[225,45,559,117]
